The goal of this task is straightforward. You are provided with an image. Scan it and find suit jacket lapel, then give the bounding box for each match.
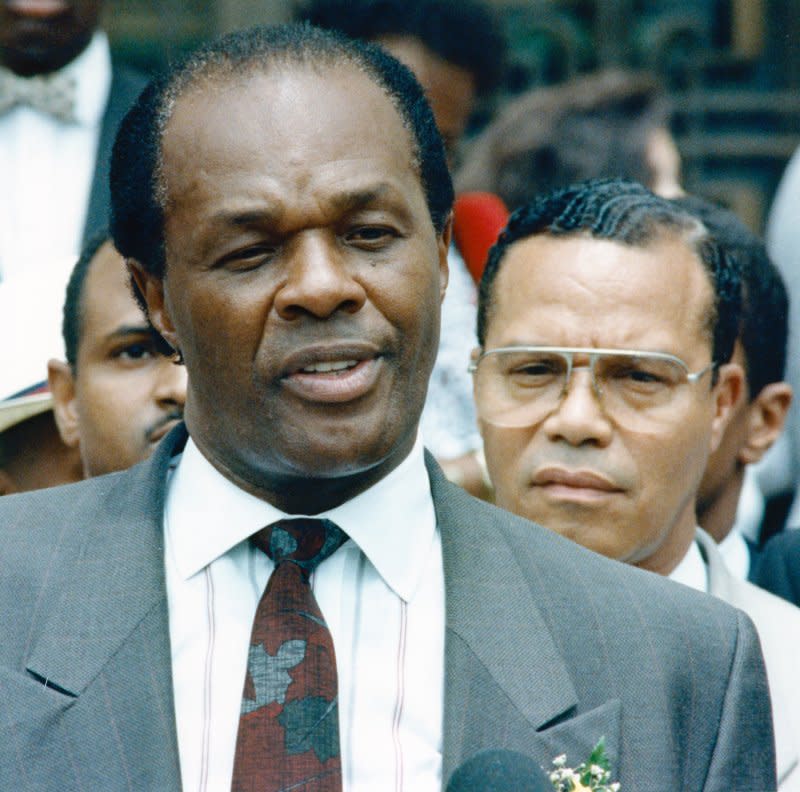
[427,455,621,782]
[24,425,187,789]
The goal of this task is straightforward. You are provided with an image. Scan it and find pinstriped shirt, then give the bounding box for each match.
[163,435,444,792]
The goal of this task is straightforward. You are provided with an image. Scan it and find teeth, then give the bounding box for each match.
[301,359,358,374]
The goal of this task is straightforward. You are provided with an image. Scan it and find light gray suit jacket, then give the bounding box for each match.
[0,428,777,790]
[697,528,800,790]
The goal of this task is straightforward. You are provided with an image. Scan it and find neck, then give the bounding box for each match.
[634,510,698,577]
[697,469,745,544]
[192,432,416,515]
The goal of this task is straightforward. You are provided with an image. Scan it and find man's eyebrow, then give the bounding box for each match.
[208,185,397,227]
[104,324,157,341]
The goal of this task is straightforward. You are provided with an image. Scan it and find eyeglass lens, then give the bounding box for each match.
[472,349,692,428]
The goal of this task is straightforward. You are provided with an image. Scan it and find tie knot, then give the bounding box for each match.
[253,518,347,574]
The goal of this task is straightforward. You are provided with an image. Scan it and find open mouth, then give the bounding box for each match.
[298,359,359,375]
[283,356,381,404]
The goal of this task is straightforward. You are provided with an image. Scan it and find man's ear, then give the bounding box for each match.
[47,359,80,449]
[437,213,452,303]
[739,382,793,465]
[709,362,745,454]
[127,258,179,353]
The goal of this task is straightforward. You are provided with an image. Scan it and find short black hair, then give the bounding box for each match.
[295,0,505,95]
[477,178,741,372]
[62,231,111,371]
[110,23,453,286]
[673,195,788,398]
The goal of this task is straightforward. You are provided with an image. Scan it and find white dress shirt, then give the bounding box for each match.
[164,435,444,792]
[0,32,111,282]
[668,538,708,592]
[717,530,752,582]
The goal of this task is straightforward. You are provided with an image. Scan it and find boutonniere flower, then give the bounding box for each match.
[549,738,620,791]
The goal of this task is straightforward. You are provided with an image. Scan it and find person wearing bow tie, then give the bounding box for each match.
[0,0,146,285]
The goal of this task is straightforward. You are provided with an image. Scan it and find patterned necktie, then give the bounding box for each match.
[0,68,77,123]
[231,518,348,792]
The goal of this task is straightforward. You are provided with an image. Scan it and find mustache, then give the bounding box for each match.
[146,410,184,443]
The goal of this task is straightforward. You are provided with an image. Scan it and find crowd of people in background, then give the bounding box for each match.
[1,1,799,790]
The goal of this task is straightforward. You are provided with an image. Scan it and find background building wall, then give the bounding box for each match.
[103,0,800,231]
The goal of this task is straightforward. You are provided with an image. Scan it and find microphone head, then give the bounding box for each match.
[452,191,509,284]
[445,748,552,792]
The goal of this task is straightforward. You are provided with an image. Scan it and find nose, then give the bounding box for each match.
[274,232,367,320]
[154,357,187,409]
[541,367,613,447]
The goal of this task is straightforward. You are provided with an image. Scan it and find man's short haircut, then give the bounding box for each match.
[62,231,111,371]
[477,178,741,373]
[456,70,671,209]
[110,23,454,288]
[295,0,505,95]
[673,195,788,398]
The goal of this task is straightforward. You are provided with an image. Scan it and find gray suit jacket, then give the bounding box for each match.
[0,428,777,790]
[81,63,148,246]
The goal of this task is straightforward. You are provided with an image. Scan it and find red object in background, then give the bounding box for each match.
[453,192,509,285]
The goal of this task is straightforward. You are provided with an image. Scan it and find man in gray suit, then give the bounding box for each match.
[0,26,776,792]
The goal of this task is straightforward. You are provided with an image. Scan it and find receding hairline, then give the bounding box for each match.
[153,54,423,212]
[483,223,717,349]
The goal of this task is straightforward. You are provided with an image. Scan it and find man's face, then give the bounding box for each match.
[48,242,186,478]
[697,341,792,541]
[134,65,449,509]
[0,0,102,76]
[476,232,741,574]
[377,35,476,160]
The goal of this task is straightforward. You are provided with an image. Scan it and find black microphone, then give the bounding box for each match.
[445,749,552,792]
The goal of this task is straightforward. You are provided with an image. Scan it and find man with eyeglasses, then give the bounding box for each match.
[473,177,800,788]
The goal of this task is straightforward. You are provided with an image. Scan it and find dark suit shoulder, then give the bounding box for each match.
[753,530,800,607]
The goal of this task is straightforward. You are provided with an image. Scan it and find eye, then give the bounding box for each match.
[344,225,398,247]
[607,362,673,394]
[623,368,664,384]
[113,340,156,363]
[217,244,278,271]
[506,355,565,385]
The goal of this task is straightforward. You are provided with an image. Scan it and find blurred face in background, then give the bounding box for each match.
[49,242,186,478]
[0,0,103,76]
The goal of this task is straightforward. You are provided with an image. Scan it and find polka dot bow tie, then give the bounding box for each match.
[0,68,77,123]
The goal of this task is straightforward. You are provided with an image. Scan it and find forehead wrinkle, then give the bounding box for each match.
[204,185,400,234]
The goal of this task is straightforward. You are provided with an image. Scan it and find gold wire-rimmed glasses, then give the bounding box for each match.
[469,346,717,428]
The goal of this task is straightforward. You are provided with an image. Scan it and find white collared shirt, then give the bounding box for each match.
[668,538,709,592]
[164,435,444,792]
[0,32,111,282]
[717,530,751,581]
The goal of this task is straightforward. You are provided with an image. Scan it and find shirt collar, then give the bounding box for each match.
[166,433,436,602]
[667,536,708,593]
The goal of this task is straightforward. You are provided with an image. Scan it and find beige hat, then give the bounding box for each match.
[0,387,53,435]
